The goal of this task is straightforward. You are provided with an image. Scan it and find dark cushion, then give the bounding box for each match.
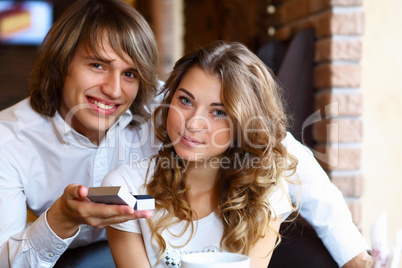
[54,240,115,268]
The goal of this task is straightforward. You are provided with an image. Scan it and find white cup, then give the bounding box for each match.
[181,252,250,268]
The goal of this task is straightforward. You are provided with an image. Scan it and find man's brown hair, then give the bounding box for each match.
[29,0,159,124]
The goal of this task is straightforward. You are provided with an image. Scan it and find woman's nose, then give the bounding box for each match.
[185,114,210,132]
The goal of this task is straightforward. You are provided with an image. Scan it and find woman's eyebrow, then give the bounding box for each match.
[211,103,224,107]
[177,88,224,107]
[177,88,195,99]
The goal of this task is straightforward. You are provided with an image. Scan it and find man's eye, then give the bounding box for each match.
[91,63,103,69]
[123,72,137,78]
[179,97,192,106]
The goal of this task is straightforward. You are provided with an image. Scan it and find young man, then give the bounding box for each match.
[0,0,371,267]
[0,0,159,267]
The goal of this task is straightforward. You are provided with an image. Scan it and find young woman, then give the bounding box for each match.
[103,41,298,268]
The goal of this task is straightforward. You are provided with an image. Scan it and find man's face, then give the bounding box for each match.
[59,40,140,144]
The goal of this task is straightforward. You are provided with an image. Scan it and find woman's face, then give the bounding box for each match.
[167,66,232,162]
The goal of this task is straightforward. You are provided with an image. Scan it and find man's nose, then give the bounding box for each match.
[101,73,122,98]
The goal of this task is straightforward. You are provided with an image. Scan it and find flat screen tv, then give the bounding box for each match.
[0,1,52,46]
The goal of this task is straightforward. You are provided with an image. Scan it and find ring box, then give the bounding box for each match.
[133,195,155,210]
[87,186,155,210]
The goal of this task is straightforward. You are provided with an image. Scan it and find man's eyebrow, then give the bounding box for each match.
[84,56,138,72]
[85,55,112,63]
[177,88,195,99]
[124,67,139,73]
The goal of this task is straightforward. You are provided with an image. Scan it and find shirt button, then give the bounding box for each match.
[56,245,63,249]
[48,253,55,258]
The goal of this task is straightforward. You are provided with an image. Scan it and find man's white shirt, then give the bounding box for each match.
[0,99,159,267]
[0,98,368,267]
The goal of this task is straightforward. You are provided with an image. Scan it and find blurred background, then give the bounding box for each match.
[0,0,401,253]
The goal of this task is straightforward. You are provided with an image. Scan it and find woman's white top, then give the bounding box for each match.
[102,159,292,267]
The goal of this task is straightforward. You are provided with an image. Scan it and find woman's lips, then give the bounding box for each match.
[86,96,119,115]
[179,133,205,147]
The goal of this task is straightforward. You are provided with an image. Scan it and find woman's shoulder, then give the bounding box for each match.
[102,158,156,194]
[126,157,156,177]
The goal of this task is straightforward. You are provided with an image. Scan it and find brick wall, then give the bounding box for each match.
[272,0,364,226]
[0,46,38,111]
[183,0,269,53]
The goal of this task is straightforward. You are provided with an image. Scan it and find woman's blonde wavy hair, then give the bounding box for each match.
[147,40,298,261]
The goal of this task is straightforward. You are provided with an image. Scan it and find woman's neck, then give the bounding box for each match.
[185,160,220,189]
[184,159,220,219]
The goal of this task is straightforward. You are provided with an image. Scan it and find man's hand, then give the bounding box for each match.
[47,184,153,239]
[342,251,373,268]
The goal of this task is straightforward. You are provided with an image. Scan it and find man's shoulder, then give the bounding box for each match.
[0,98,48,144]
[282,132,314,157]
[0,98,45,121]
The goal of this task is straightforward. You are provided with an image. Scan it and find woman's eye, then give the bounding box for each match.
[213,110,227,117]
[179,97,192,106]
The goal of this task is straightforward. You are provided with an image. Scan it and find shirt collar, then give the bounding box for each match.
[50,109,133,148]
